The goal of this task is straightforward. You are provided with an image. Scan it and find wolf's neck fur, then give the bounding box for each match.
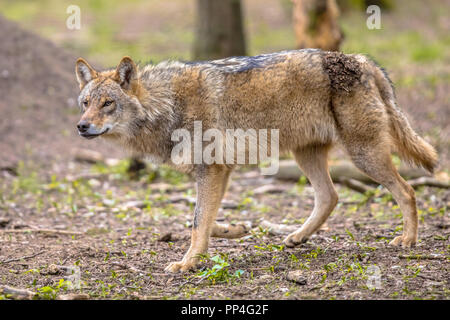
[114,63,183,163]
[123,111,176,164]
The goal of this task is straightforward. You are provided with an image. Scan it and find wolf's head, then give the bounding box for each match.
[75,56,143,140]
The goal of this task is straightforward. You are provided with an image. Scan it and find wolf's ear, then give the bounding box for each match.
[115,56,138,91]
[75,58,97,90]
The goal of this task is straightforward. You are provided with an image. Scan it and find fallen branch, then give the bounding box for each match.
[0,229,83,235]
[252,184,288,195]
[58,293,90,300]
[110,261,146,274]
[336,178,372,193]
[275,159,433,185]
[1,250,45,264]
[0,286,35,299]
[130,197,238,210]
[374,177,450,198]
[0,285,89,300]
[249,267,272,271]
[407,176,449,189]
[178,276,208,291]
[399,254,447,260]
[335,175,448,195]
[275,160,374,183]
[259,220,298,236]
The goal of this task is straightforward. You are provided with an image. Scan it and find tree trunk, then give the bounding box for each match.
[292,0,343,51]
[193,0,246,60]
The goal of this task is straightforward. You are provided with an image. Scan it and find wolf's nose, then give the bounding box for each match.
[77,120,91,133]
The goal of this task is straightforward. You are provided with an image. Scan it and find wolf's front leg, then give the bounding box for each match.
[165,165,230,273]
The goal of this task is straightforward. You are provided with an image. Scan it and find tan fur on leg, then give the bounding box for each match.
[165,165,231,272]
[348,146,418,247]
[284,145,338,247]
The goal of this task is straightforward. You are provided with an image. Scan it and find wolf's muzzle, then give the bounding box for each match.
[77,120,109,139]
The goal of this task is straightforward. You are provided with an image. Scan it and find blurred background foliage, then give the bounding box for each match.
[0,0,447,167]
[0,0,448,77]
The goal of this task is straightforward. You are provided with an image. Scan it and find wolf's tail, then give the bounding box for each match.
[373,65,438,173]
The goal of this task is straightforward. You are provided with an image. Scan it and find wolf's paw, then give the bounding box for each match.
[389,235,417,248]
[164,260,197,273]
[283,232,308,248]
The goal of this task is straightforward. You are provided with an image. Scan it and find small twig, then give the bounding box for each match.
[336,178,372,194]
[0,229,83,235]
[110,261,146,274]
[142,295,164,299]
[1,250,45,264]
[178,279,194,290]
[416,274,442,281]
[399,254,447,260]
[178,275,207,291]
[148,272,172,277]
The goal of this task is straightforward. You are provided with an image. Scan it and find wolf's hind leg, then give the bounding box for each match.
[284,145,338,247]
[344,140,418,247]
[332,90,419,247]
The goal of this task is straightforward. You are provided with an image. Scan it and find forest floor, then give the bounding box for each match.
[0,159,449,299]
[0,0,449,300]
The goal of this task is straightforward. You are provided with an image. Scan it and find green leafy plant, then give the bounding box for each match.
[36,279,72,300]
[196,255,244,284]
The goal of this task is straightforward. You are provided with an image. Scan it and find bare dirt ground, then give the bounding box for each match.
[0,1,449,300]
[0,162,449,299]
[0,15,122,169]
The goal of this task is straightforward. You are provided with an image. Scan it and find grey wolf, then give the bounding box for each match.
[74,49,438,272]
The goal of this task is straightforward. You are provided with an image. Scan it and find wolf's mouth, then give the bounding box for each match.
[80,128,109,139]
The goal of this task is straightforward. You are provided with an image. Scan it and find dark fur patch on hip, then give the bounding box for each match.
[321,52,362,93]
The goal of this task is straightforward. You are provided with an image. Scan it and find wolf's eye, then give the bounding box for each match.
[83,100,88,107]
[103,100,113,107]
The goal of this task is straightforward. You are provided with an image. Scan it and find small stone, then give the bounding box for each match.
[286,270,307,285]
[254,275,274,284]
[47,264,60,275]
